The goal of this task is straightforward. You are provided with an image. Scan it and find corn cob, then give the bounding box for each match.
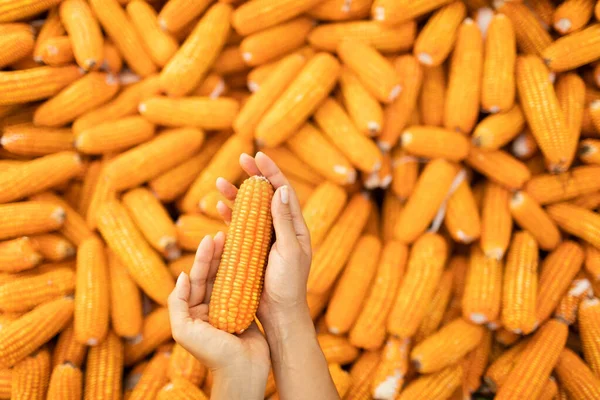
[484,339,528,391]
[585,244,600,281]
[579,297,600,377]
[379,191,401,241]
[260,147,324,186]
[126,0,178,67]
[287,123,357,185]
[572,190,600,210]
[72,75,161,134]
[89,0,156,77]
[413,2,466,66]
[0,24,34,69]
[555,275,592,324]
[75,116,155,155]
[444,18,483,134]
[580,139,600,164]
[509,191,561,251]
[557,75,587,165]
[168,343,206,386]
[0,265,74,312]
[232,0,322,36]
[0,201,67,242]
[308,20,416,53]
[128,350,170,400]
[59,0,103,70]
[526,165,600,204]
[11,349,50,400]
[124,360,148,398]
[301,182,347,250]
[176,215,228,251]
[246,46,315,91]
[157,0,211,32]
[419,65,446,127]
[124,307,171,366]
[0,237,41,272]
[555,348,600,399]
[481,14,516,113]
[401,126,470,161]
[326,363,350,397]
[444,179,481,243]
[314,98,382,173]
[371,337,410,400]
[0,368,10,398]
[84,331,123,400]
[234,53,307,139]
[391,149,418,201]
[378,55,424,150]
[339,66,384,136]
[462,245,502,324]
[107,250,142,339]
[463,329,492,396]
[544,23,600,72]
[513,131,540,160]
[337,41,400,104]
[466,147,531,189]
[307,193,371,294]
[318,334,359,365]
[0,0,61,22]
[255,53,340,147]
[212,50,248,80]
[47,362,82,400]
[388,233,448,337]
[168,254,195,277]
[308,0,372,21]
[33,7,64,58]
[0,297,73,368]
[159,3,231,96]
[547,202,600,249]
[102,41,122,74]
[536,241,584,324]
[193,73,226,98]
[494,1,552,56]
[103,127,205,191]
[1,123,73,156]
[415,269,454,343]
[157,377,209,400]
[396,364,463,400]
[349,241,407,349]
[345,351,381,400]
[149,132,229,203]
[393,159,458,243]
[473,106,525,150]
[52,323,86,368]
[371,0,454,24]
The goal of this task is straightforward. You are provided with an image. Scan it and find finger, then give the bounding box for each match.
[168,272,192,337]
[216,177,237,202]
[271,186,301,252]
[254,151,290,189]
[188,235,214,307]
[216,201,232,225]
[205,231,226,303]
[239,321,264,340]
[240,153,261,176]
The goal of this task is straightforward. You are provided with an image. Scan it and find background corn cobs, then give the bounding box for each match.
[0,0,600,398]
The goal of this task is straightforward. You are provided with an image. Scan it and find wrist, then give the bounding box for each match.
[261,304,316,349]
[212,360,269,400]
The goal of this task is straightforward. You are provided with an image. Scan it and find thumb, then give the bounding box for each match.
[168,272,192,341]
[272,186,299,252]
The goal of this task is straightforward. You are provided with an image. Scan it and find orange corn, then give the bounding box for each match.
[345,351,381,400]
[496,320,568,400]
[97,200,174,305]
[75,116,155,155]
[308,0,372,20]
[0,265,74,312]
[140,96,237,130]
[159,3,231,96]
[444,18,483,134]
[108,251,142,339]
[11,349,50,400]
[34,72,119,127]
[349,241,408,349]
[255,53,340,147]
[579,297,600,377]
[325,235,381,335]
[394,159,458,243]
[157,377,208,400]
[103,127,205,191]
[370,337,410,399]
[0,201,65,241]
[472,106,526,150]
[232,0,321,36]
[124,307,171,366]
[260,147,323,186]
[168,343,206,386]
[481,14,516,113]
[59,0,103,70]
[419,65,446,127]
[30,234,74,261]
[337,41,400,104]
[0,66,81,105]
[585,244,600,281]
[401,126,470,161]
[415,269,454,343]
[371,0,454,24]
[314,98,382,173]
[0,0,62,21]
[556,74,586,166]
[494,1,552,56]
[0,24,34,69]
[157,0,211,33]
[466,147,531,190]
[52,323,86,368]
[543,23,600,72]
[554,348,600,399]
[502,231,539,334]
[547,202,600,248]
[122,187,179,259]
[525,165,600,205]
[302,182,347,249]
[90,0,156,77]
[102,41,122,74]
[396,364,463,400]
[413,1,466,66]
[0,297,73,368]
[572,191,600,210]
[33,8,64,59]
[47,362,82,400]
[176,215,228,251]
[287,123,357,185]
[318,334,359,365]
[307,193,371,294]
[463,329,492,396]
[128,350,170,400]
[484,339,528,391]
[391,148,418,201]
[463,245,502,324]
[193,73,226,97]
[328,363,351,397]
[1,124,73,156]
[84,331,123,400]
[444,179,481,243]
[509,191,561,251]
[555,275,592,325]
[536,242,584,324]
[378,55,424,150]
[168,254,195,277]
[388,233,448,337]
[580,139,600,164]
[380,191,401,241]
[339,67,383,136]
[208,176,274,334]
[0,237,41,272]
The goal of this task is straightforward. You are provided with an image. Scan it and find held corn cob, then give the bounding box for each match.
[11,349,50,400]
[463,245,502,324]
[370,337,410,400]
[509,191,561,251]
[554,348,600,399]
[208,176,274,334]
[59,0,103,70]
[84,331,123,400]
[547,202,600,248]
[0,237,42,272]
[47,362,82,400]
[52,323,87,368]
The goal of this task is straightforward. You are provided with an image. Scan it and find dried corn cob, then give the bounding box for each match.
[193,73,226,97]
[371,0,454,24]
[59,0,103,70]
[391,149,418,200]
[232,0,322,35]
[494,1,552,56]
[463,329,492,396]
[544,23,600,72]
[168,343,206,386]
[473,106,525,150]
[308,0,372,21]
[101,41,121,74]
[108,251,142,339]
[579,297,600,376]
[396,364,463,400]
[555,275,592,325]
[75,116,155,155]
[124,307,171,366]
[128,350,170,400]
[556,75,586,168]
[1,124,73,156]
[526,165,600,204]
[379,191,400,240]
[0,0,62,22]
[466,147,531,189]
[463,245,502,324]
[157,377,209,400]
[157,0,211,33]
[484,339,528,391]
[509,191,561,251]
[52,323,86,368]
[349,241,407,349]
[554,348,600,399]
[339,66,384,136]
[327,363,350,397]
[307,193,371,294]
[444,18,483,134]
[0,297,73,368]
[84,331,123,400]
[571,191,600,210]
[481,14,516,113]
[260,147,323,186]
[345,351,381,400]
[547,202,600,248]
[0,201,65,241]
[585,244,600,281]
[301,182,347,249]
[580,139,600,164]
[0,24,34,69]
[0,237,41,272]
[444,179,481,243]
[401,126,470,161]
[415,269,454,343]
[33,8,64,58]
[11,349,50,400]
[318,334,359,365]
[176,215,227,251]
[419,65,446,127]
[47,362,82,400]
[371,337,410,400]
[536,241,584,324]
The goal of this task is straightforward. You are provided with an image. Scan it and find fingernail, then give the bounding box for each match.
[280,186,289,205]
[177,272,187,286]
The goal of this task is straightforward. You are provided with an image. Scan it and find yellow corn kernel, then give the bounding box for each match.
[396,364,463,400]
[0,201,66,241]
[157,377,208,400]
[176,215,227,251]
[444,179,481,243]
[52,323,86,368]
[308,20,416,53]
[0,297,73,368]
[388,233,448,338]
[473,105,526,150]
[401,126,470,161]
[47,362,82,400]
[580,139,600,164]
[585,243,600,281]
[232,0,321,36]
[391,148,418,200]
[168,343,206,386]
[467,147,531,189]
[325,235,381,335]
[11,349,50,400]
[463,329,492,396]
[0,237,41,273]
[0,24,34,69]
[481,14,516,113]
[124,307,170,366]
[345,351,381,400]
[394,159,458,243]
[494,1,552,56]
[308,0,372,20]
[1,123,73,156]
[526,165,600,205]
[84,331,123,400]
[463,245,502,324]
[59,0,103,70]
[554,348,600,399]
[255,53,340,147]
[415,269,454,343]
[107,251,142,339]
[349,241,407,349]
[371,0,454,24]
[370,337,410,399]
[444,18,483,134]
[413,2,466,66]
[420,65,446,127]
[509,191,561,251]
[157,0,211,33]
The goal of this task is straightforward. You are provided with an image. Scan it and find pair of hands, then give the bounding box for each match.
[168,152,313,390]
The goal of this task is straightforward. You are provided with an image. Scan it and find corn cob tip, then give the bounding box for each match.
[373,6,385,21]
[417,53,433,66]
[487,106,500,113]
[456,230,475,243]
[582,297,600,308]
[554,19,572,34]
[579,144,597,157]
[389,85,402,102]
[492,0,504,10]
[52,207,67,224]
[138,103,147,113]
[333,165,357,184]
[591,100,600,111]
[464,18,474,25]
[470,313,488,324]
[368,122,381,135]
[485,247,505,260]
[242,52,252,62]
